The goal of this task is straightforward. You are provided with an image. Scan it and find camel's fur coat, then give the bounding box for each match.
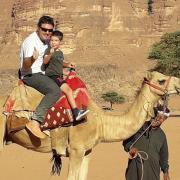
[0,71,180,180]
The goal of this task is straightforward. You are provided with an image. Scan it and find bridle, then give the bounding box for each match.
[143,76,172,114]
[143,76,171,95]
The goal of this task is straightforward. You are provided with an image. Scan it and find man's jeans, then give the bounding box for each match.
[23,73,60,123]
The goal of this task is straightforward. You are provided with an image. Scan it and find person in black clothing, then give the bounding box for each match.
[123,105,170,180]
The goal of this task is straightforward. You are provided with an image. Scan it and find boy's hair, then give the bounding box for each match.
[38,15,54,27]
[52,30,63,41]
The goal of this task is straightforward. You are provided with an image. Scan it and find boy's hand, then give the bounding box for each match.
[50,48,55,54]
[32,47,39,60]
[68,62,76,68]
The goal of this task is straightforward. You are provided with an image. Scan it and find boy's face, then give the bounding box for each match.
[50,36,61,50]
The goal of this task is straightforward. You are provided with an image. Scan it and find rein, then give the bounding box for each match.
[143,76,172,114]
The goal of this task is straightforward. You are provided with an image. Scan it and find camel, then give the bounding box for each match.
[0,71,180,180]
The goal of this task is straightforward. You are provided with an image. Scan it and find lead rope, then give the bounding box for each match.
[128,121,152,180]
[129,121,153,150]
[136,151,148,180]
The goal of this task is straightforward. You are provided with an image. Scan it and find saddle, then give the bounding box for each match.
[4,71,89,134]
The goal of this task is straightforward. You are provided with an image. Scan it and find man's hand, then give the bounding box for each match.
[32,47,39,60]
[163,172,170,180]
[23,47,39,70]
[129,147,138,159]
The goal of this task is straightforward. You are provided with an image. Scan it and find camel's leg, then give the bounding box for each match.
[67,148,85,180]
[78,153,91,180]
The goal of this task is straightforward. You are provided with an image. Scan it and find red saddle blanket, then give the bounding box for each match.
[4,71,89,131]
[42,72,89,130]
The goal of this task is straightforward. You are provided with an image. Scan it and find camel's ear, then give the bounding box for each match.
[146,71,152,81]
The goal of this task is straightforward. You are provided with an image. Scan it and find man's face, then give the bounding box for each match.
[151,113,168,128]
[37,23,54,43]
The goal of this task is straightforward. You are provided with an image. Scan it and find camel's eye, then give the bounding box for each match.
[158,80,166,85]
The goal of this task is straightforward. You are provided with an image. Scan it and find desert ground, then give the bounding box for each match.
[0,97,179,180]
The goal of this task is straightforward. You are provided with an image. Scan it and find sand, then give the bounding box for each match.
[0,98,179,180]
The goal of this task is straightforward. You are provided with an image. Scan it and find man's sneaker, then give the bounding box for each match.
[76,109,90,121]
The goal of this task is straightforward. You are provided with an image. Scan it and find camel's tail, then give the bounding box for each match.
[51,149,62,176]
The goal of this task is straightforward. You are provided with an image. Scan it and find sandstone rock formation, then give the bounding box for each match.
[0,0,180,101]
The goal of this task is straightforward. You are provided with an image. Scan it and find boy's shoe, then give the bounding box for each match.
[75,109,90,121]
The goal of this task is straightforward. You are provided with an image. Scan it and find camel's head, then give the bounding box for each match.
[145,71,180,96]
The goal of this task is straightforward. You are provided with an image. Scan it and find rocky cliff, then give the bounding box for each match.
[0,0,180,101]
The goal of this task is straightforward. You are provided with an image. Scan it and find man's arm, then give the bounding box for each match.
[22,47,39,70]
[160,134,170,180]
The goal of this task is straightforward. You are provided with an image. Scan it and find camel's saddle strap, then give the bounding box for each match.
[6,113,29,134]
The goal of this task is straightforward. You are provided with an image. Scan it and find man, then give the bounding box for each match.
[19,16,60,139]
[123,106,170,180]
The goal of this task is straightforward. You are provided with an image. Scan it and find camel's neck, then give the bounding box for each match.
[99,86,159,142]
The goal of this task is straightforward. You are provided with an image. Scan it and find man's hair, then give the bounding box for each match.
[52,30,63,41]
[37,15,54,27]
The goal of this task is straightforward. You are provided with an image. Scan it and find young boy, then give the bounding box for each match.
[43,30,89,121]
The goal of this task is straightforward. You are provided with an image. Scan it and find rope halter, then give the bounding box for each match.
[143,76,171,95]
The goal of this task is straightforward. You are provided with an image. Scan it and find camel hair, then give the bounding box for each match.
[0,71,180,180]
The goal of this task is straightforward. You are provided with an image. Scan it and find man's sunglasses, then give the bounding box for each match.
[40,27,53,32]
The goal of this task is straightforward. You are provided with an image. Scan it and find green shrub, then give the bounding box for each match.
[148,31,180,77]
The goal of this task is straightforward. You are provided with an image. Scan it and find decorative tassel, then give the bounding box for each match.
[51,149,62,176]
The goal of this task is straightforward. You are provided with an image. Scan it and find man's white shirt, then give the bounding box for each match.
[20,32,48,77]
